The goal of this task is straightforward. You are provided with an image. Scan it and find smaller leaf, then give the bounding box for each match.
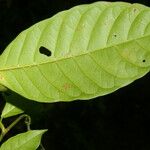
[0,85,7,92]
[0,130,47,150]
[1,102,23,119]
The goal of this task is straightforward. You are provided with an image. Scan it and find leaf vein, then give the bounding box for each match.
[127,9,147,40]
[0,34,149,72]
[55,62,83,93]
[106,6,130,45]
[86,6,109,50]
[72,57,109,89]
[36,66,72,98]
[22,69,51,99]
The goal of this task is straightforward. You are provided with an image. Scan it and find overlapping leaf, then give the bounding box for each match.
[0,2,150,102]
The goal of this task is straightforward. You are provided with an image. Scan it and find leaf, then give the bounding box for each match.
[1,91,48,120]
[0,2,150,102]
[0,130,47,150]
[0,85,7,92]
[1,102,23,119]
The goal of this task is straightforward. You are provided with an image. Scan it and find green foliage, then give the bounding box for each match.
[1,102,23,119]
[0,2,150,102]
[0,1,150,149]
[0,130,47,150]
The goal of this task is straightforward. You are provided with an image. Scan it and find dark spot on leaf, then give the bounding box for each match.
[142,59,146,63]
[62,83,72,91]
[113,34,117,37]
[39,46,52,57]
[133,8,138,13]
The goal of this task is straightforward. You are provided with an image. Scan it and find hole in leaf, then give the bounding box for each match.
[142,59,146,63]
[39,46,52,57]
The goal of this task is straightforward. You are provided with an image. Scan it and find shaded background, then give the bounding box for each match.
[0,0,150,150]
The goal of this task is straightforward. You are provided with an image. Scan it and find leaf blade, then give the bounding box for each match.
[0,130,47,150]
[1,102,23,119]
[0,2,150,102]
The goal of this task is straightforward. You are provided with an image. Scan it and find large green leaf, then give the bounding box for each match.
[0,2,150,102]
[0,130,46,150]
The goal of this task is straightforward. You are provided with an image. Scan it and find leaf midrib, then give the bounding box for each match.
[0,34,149,72]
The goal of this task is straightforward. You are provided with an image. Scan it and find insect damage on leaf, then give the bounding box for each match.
[142,59,146,63]
[39,46,52,57]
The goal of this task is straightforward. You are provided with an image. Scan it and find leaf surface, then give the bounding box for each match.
[0,130,46,150]
[1,102,23,119]
[0,2,150,102]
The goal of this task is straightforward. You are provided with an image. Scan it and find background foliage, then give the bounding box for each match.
[0,0,150,150]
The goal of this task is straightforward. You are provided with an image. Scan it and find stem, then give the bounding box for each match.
[40,143,46,150]
[6,114,31,133]
[0,120,5,133]
[0,114,31,142]
[0,120,6,142]
[24,115,31,131]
